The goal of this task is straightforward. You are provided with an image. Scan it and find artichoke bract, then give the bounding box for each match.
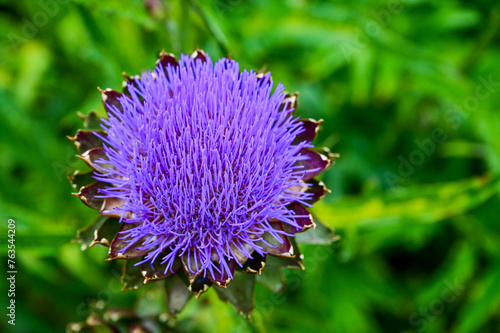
[68,49,338,318]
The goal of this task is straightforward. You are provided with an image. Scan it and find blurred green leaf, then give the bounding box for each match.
[314,175,500,228]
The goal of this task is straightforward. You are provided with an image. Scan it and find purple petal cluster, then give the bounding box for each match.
[95,54,313,279]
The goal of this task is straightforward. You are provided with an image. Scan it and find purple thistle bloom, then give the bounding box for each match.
[69,49,335,316]
[96,54,314,280]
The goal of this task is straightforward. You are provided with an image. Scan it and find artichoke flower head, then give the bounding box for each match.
[68,49,338,319]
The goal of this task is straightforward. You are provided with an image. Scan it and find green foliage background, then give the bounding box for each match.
[1,0,500,332]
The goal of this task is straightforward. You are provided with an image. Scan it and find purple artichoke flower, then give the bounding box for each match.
[68,49,337,318]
